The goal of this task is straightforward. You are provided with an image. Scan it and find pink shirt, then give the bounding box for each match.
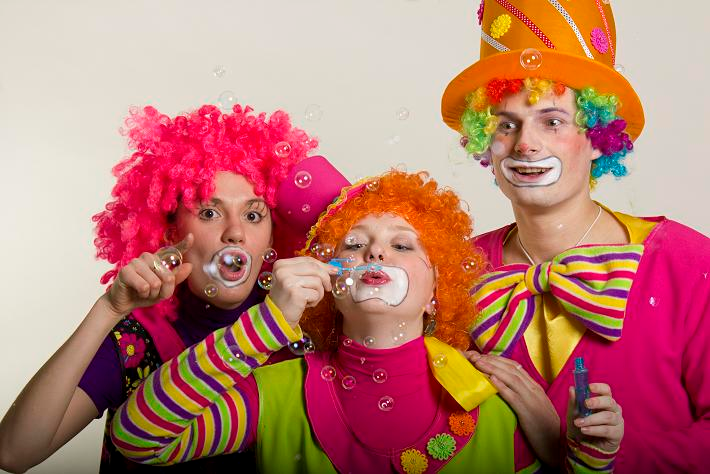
[475,216,710,473]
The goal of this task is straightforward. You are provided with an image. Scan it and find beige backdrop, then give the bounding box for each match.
[1,0,708,472]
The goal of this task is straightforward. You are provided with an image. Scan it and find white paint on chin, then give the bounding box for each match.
[501,156,562,187]
[350,265,409,307]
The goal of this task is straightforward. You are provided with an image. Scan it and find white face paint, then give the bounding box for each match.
[500,156,562,187]
[203,246,252,288]
[350,265,409,307]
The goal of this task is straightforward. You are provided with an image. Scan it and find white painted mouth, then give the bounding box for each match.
[350,265,409,306]
[501,156,562,187]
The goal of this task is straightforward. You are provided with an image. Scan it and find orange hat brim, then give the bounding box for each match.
[441,49,644,141]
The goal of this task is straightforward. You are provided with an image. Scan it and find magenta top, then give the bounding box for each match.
[474,216,710,473]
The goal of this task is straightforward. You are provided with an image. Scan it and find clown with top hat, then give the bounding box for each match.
[442,1,710,472]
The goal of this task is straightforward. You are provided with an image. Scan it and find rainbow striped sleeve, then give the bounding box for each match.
[110,296,302,465]
[565,436,617,474]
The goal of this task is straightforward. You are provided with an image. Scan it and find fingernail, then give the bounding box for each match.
[581,427,589,433]
[575,418,584,427]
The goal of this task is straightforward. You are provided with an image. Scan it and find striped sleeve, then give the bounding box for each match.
[109,297,302,465]
[565,436,617,473]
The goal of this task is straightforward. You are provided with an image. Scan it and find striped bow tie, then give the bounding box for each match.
[471,244,644,357]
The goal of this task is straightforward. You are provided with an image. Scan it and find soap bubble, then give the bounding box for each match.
[432,353,448,368]
[614,63,625,74]
[288,334,314,356]
[520,48,542,70]
[217,91,236,111]
[341,375,356,390]
[220,253,246,272]
[294,171,312,189]
[274,141,292,158]
[203,284,218,298]
[396,107,410,120]
[258,271,273,290]
[378,396,395,411]
[314,243,335,262]
[212,65,226,78]
[156,247,182,272]
[648,296,660,307]
[321,365,336,381]
[386,135,401,145]
[305,104,323,121]
[262,248,277,264]
[223,345,244,364]
[366,180,379,192]
[333,276,350,299]
[461,257,477,272]
[363,336,376,348]
[342,338,353,347]
[372,368,388,383]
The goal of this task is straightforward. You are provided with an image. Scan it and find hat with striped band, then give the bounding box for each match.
[441,0,644,140]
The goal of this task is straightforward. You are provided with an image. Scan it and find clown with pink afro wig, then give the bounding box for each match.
[0,102,348,473]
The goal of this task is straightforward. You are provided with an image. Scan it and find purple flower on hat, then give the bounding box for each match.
[590,27,609,54]
[477,0,485,26]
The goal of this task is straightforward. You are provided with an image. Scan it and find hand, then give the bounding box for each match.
[269,256,338,327]
[103,235,194,318]
[567,383,623,453]
[465,350,561,466]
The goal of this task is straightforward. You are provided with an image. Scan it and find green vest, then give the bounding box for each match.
[253,358,524,473]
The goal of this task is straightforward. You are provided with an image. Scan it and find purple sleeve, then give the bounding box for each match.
[77,335,124,416]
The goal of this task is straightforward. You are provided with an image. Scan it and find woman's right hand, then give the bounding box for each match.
[103,234,194,318]
[269,256,339,327]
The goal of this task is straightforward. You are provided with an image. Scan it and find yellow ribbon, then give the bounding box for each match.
[424,336,497,411]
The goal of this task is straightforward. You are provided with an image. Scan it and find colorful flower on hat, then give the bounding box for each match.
[448,411,476,436]
[490,14,512,39]
[427,433,456,460]
[401,448,429,474]
[118,333,146,369]
[590,27,609,54]
[477,0,485,25]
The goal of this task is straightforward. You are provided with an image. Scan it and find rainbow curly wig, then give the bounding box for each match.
[298,170,487,352]
[460,78,633,183]
[93,103,317,320]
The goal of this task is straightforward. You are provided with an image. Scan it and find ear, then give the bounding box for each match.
[590,146,603,161]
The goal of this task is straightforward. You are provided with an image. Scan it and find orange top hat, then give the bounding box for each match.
[441,0,644,140]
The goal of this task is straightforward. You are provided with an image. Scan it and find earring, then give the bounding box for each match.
[424,298,437,336]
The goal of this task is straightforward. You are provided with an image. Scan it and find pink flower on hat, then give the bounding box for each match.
[590,27,609,54]
[477,0,484,25]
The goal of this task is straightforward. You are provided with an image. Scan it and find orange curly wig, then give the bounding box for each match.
[299,170,486,351]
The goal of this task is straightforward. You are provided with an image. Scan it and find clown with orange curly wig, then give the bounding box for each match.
[107,169,565,472]
[0,103,348,473]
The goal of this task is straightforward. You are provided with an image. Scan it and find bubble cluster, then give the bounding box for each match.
[372,368,388,384]
[156,247,182,271]
[262,248,277,264]
[321,365,336,381]
[204,284,218,298]
[217,91,236,111]
[258,271,274,290]
[378,396,395,412]
[274,141,292,158]
[294,171,312,189]
[341,375,356,390]
[520,48,542,70]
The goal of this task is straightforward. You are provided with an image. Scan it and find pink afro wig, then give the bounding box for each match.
[92,104,317,319]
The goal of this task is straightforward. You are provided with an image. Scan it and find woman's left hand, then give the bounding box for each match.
[464,351,561,466]
[567,383,624,453]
